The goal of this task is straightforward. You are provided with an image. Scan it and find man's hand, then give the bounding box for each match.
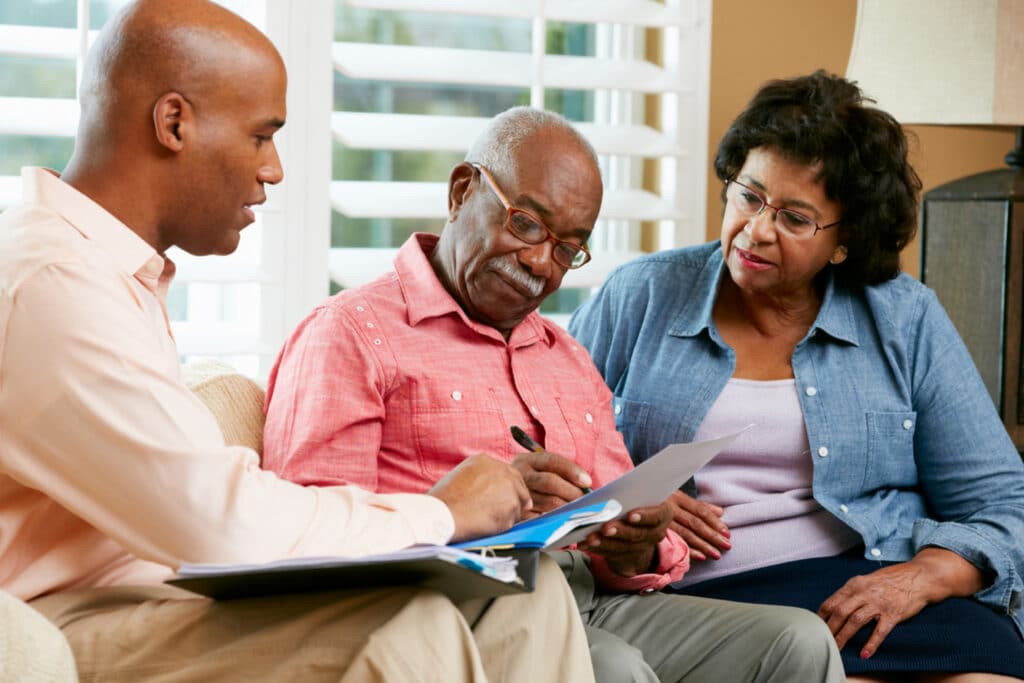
[667,490,731,561]
[578,502,672,577]
[817,548,986,659]
[511,450,592,516]
[427,454,532,542]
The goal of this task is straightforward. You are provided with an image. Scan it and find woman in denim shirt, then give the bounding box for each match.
[570,71,1024,681]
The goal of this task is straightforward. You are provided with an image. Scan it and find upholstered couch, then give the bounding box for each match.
[0,361,266,682]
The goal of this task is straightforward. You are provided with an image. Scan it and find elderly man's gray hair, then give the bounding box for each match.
[466,106,598,181]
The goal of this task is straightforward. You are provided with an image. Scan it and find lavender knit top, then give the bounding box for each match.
[675,378,861,587]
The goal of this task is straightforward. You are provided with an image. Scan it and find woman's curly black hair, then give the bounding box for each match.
[714,70,922,287]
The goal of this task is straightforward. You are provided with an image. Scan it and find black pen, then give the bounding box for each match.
[510,425,592,494]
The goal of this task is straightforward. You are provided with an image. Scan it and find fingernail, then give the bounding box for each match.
[720,539,732,549]
[721,528,731,538]
[590,538,601,547]
[692,552,706,561]
[709,550,721,559]
[629,512,641,523]
[860,650,871,660]
[606,527,617,537]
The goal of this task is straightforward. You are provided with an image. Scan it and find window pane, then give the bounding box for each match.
[0,56,76,98]
[0,1,76,28]
[0,135,73,174]
[331,215,441,249]
[335,6,530,52]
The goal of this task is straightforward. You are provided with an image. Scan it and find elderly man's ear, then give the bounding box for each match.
[152,92,192,153]
[447,162,477,222]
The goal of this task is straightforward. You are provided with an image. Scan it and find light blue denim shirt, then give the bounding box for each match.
[569,241,1024,632]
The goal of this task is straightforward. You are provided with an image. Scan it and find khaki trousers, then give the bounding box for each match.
[30,553,594,683]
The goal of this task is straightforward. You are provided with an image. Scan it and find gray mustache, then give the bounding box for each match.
[490,257,545,297]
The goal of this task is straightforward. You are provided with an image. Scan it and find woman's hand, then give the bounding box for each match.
[817,547,986,659]
[667,490,731,561]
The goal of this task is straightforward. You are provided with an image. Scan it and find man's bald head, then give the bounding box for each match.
[77,0,283,155]
[63,0,287,256]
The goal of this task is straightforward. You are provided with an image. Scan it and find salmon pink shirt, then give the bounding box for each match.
[263,233,688,592]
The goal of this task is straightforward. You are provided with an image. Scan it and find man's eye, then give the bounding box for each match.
[738,190,762,207]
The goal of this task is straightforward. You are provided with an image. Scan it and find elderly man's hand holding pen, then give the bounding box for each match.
[509,425,593,518]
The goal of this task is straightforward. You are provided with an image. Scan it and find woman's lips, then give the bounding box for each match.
[735,247,774,270]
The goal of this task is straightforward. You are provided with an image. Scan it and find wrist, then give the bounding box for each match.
[910,547,986,601]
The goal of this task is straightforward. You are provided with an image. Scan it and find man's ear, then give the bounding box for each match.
[447,162,476,222]
[152,92,191,153]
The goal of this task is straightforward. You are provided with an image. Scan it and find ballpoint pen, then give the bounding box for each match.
[510,425,592,494]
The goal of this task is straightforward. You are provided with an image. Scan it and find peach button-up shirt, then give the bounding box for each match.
[0,168,454,601]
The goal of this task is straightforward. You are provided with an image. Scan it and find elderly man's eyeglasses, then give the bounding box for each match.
[726,179,840,239]
[471,162,591,269]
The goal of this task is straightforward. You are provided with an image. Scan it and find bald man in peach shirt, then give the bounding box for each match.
[0,2,593,681]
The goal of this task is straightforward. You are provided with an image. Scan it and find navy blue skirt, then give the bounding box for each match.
[666,550,1024,676]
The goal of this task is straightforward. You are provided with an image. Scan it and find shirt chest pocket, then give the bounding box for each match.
[411,386,508,481]
[864,410,919,490]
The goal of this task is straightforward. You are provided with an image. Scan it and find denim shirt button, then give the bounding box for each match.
[805,386,818,397]
[870,548,882,558]
[585,412,594,423]
[817,446,829,457]
[614,403,622,415]
[903,419,913,430]
[839,504,849,513]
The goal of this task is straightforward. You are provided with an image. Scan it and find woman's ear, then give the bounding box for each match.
[152,92,191,153]
[830,245,848,265]
[447,162,476,222]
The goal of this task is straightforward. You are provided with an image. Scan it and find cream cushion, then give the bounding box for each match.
[0,589,77,682]
[181,360,267,457]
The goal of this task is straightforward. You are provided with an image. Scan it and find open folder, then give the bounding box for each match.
[167,428,747,601]
[168,545,530,602]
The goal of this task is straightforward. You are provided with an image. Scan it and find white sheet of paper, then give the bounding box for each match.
[550,426,752,548]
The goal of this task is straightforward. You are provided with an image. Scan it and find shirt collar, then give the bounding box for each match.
[22,167,166,287]
[394,232,555,347]
[667,242,860,346]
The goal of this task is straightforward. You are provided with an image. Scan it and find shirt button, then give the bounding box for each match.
[614,404,622,415]
[373,339,382,345]
[870,548,882,558]
[839,504,849,513]
[451,390,462,401]
[903,419,913,430]
[366,322,375,328]
[805,386,818,397]
[642,588,655,594]
[817,446,829,457]
[530,405,538,415]
[584,412,594,423]
[356,306,365,312]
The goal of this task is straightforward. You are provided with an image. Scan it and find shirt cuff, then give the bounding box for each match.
[588,532,689,593]
[373,492,456,545]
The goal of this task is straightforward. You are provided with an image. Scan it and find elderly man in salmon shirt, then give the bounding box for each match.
[263,106,846,683]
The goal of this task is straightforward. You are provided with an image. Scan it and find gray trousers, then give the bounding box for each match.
[554,550,845,683]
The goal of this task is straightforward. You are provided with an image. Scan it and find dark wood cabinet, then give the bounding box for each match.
[920,168,1024,449]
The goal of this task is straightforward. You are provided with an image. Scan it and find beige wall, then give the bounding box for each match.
[706,0,1016,278]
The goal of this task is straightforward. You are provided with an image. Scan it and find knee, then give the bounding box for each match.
[0,592,77,682]
[589,634,655,683]
[758,606,842,677]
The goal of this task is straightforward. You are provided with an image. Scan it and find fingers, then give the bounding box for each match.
[667,491,730,560]
[859,618,896,659]
[512,451,591,503]
[580,504,670,553]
